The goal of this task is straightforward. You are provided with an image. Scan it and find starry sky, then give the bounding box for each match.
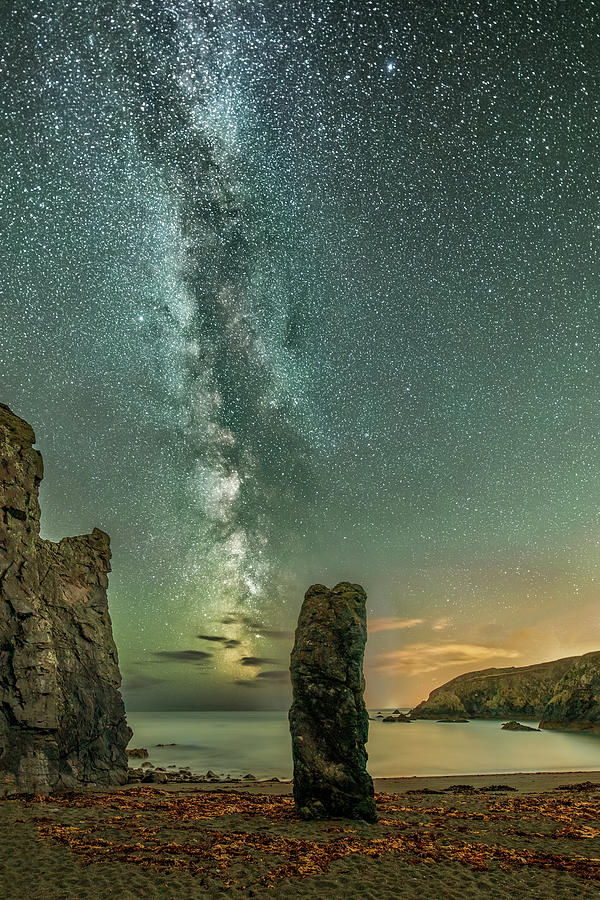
[1,0,599,710]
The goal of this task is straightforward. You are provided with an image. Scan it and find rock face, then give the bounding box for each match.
[289,582,377,822]
[0,403,131,794]
[411,652,600,730]
[410,656,579,721]
[539,652,600,733]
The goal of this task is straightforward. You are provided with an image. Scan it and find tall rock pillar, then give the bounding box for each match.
[289,582,377,821]
[0,403,131,794]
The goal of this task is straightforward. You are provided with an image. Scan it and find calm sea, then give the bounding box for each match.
[127,710,600,779]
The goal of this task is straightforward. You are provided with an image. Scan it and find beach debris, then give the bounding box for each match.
[289,582,377,822]
[501,721,540,731]
[483,784,517,792]
[126,748,149,758]
[22,785,600,890]
[554,781,600,792]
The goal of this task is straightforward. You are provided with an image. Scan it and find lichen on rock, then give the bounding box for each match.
[0,403,131,794]
[289,582,377,822]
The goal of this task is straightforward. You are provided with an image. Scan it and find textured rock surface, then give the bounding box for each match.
[289,582,377,822]
[539,652,600,733]
[411,652,600,730]
[0,403,131,794]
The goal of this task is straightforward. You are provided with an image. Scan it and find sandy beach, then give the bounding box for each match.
[1,771,600,899]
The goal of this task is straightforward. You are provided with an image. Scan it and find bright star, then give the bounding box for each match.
[386,61,396,72]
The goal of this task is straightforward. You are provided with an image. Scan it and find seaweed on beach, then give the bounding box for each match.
[16,787,600,890]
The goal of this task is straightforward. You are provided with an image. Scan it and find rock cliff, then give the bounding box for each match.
[410,655,580,721]
[539,652,600,733]
[0,403,131,794]
[289,582,377,822]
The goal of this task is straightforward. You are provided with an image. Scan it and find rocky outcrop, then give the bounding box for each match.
[289,582,377,822]
[0,403,131,794]
[539,652,600,733]
[501,721,540,732]
[410,656,579,721]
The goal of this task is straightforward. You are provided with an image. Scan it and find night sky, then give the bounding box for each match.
[1,0,599,710]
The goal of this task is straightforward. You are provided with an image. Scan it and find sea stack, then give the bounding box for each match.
[0,403,131,794]
[289,582,377,822]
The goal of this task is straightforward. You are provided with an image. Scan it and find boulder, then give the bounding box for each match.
[127,748,149,759]
[289,582,377,822]
[0,403,131,794]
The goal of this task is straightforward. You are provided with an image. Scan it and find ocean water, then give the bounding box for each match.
[127,710,600,779]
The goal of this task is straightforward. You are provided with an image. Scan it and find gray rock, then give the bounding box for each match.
[289,582,377,822]
[0,403,131,795]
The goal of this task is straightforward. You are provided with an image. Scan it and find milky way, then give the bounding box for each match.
[1,1,599,708]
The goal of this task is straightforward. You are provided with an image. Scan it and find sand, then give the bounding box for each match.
[1,771,600,899]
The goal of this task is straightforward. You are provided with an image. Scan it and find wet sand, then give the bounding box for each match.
[1,771,599,899]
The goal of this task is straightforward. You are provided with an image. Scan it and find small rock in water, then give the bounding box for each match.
[242,773,257,781]
[206,770,217,778]
[501,721,540,731]
[141,762,153,768]
[437,717,470,723]
[156,742,177,747]
[126,748,149,759]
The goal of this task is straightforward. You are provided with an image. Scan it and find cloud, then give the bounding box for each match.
[240,656,281,667]
[233,669,290,688]
[153,650,213,663]
[220,614,293,640]
[368,617,424,634]
[373,642,521,676]
[122,674,165,691]
[196,634,242,648]
[255,670,289,682]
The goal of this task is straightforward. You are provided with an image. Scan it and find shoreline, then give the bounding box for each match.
[115,769,600,795]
